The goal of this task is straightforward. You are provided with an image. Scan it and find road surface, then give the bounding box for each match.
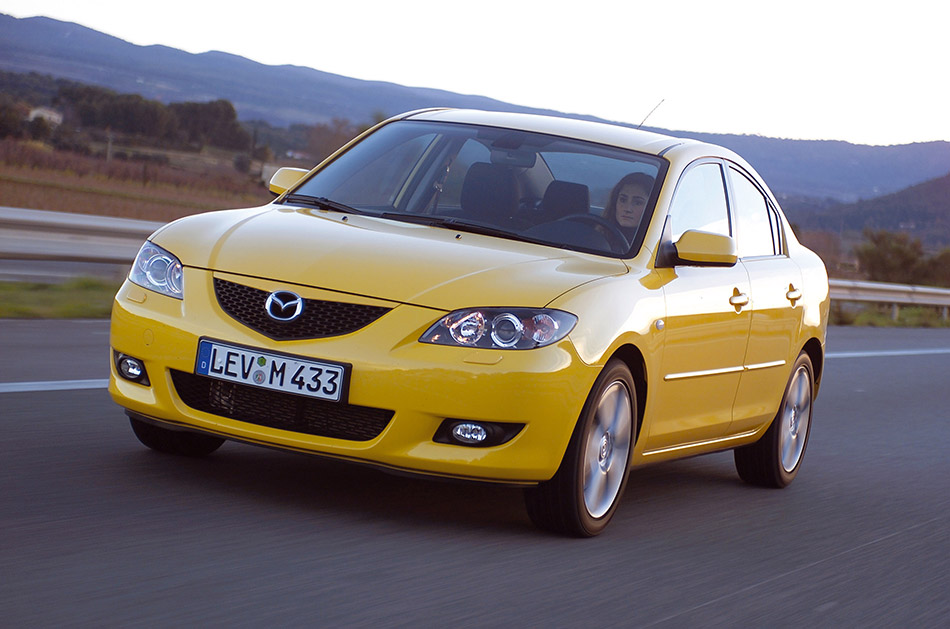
[2,321,948,625]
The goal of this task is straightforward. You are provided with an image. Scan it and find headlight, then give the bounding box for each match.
[129,241,184,299]
[420,308,576,350]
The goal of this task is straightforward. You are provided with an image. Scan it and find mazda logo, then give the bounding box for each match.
[264,290,304,322]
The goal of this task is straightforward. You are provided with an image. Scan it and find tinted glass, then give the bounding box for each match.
[668,163,730,240]
[290,120,666,257]
[730,167,777,257]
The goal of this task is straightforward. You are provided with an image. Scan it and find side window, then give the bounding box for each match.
[730,167,778,257]
[669,162,730,240]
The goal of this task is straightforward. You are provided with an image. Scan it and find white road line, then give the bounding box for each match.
[0,379,109,394]
[827,348,950,359]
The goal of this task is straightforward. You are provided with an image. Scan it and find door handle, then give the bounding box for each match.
[729,293,750,307]
[786,286,802,303]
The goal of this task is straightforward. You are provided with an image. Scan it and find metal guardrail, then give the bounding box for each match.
[0,206,163,239]
[2,207,949,319]
[0,206,161,264]
[829,279,950,320]
[829,279,950,307]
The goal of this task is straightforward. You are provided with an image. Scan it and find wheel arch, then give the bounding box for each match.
[605,343,647,444]
[802,337,824,395]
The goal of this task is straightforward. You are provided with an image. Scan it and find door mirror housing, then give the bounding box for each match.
[268,167,310,196]
[672,230,738,267]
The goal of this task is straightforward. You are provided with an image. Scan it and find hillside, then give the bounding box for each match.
[2,12,950,203]
[0,14,562,126]
[793,172,950,250]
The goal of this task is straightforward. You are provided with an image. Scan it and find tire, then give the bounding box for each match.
[129,417,225,457]
[524,359,636,537]
[734,352,814,487]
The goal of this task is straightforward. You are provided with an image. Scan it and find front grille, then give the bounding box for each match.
[214,278,391,341]
[171,370,393,441]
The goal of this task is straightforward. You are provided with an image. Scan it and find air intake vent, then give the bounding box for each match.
[171,370,393,441]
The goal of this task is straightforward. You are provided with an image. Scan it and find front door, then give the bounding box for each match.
[646,161,753,451]
[650,265,752,450]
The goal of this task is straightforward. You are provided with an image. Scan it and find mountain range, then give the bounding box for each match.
[2,12,949,206]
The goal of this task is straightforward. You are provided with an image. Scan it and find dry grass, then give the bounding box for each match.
[0,139,274,222]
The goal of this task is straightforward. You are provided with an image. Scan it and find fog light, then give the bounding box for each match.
[114,351,150,385]
[120,357,143,379]
[452,422,488,444]
[434,419,525,447]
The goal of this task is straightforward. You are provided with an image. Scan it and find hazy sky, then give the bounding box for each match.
[2,0,948,146]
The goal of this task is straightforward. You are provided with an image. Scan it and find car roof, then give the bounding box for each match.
[400,108,714,158]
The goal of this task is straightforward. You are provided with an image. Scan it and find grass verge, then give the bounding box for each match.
[0,277,121,318]
[831,303,950,328]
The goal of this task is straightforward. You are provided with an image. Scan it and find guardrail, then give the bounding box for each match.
[0,206,161,264]
[2,207,949,319]
[829,279,950,320]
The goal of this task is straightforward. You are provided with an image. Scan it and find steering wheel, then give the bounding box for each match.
[557,213,630,252]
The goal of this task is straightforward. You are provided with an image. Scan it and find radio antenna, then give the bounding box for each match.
[637,99,665,129]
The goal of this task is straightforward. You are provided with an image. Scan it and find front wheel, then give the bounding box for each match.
[734,352,814,487]
[524,360,636,536]
[130,416,225,457]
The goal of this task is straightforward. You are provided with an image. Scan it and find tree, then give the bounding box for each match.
[0,99,25,139]
[854,229,928,284]
[27,116,51,141]
[169,99,250,150]
[308,118,358,162]
[924,249,950,288]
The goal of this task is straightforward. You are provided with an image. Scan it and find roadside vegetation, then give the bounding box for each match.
[0,277,122,318]
[831,304,950,328]
[0,139,273,222]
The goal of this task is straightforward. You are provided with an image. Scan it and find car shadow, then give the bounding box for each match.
[120,440,747,536]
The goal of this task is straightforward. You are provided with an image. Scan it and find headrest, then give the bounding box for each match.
[542,180,590,220]
[460,163,520,222]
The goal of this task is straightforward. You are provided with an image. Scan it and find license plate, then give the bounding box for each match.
[195,339,346,402]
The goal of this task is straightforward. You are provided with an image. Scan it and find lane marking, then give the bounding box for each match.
[0,379,109,394]
[827,348,950,359]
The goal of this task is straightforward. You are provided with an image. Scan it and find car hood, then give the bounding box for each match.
[152,205,628,310]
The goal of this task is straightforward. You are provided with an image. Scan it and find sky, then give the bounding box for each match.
[2,0,948,146]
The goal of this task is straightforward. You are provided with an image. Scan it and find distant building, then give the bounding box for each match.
[28,107,64,127]
[285,150,313,161]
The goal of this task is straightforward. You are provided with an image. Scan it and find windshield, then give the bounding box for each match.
[287,120,666,257]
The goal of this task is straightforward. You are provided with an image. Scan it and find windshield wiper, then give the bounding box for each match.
[377,213,539,244]
[280,194,365,215]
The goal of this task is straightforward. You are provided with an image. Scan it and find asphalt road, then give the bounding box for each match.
[2,321,949,626]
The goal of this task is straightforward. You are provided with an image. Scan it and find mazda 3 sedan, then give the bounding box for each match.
[110,108,829,536]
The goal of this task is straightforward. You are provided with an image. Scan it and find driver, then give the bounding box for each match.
[604,172,655,242]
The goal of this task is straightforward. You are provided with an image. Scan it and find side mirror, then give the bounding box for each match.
[672,230,738,266]
[268,167,310,196]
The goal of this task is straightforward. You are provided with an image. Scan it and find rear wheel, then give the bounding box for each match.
[130,417,225,457]
[734,352,814,487]
[525,360,636,536]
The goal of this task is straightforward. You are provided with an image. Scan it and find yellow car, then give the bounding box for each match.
[110,108,829,536]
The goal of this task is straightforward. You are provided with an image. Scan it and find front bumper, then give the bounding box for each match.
[109,269,599,483]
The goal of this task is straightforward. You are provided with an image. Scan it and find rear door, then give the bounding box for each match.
[728,164,804,432]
